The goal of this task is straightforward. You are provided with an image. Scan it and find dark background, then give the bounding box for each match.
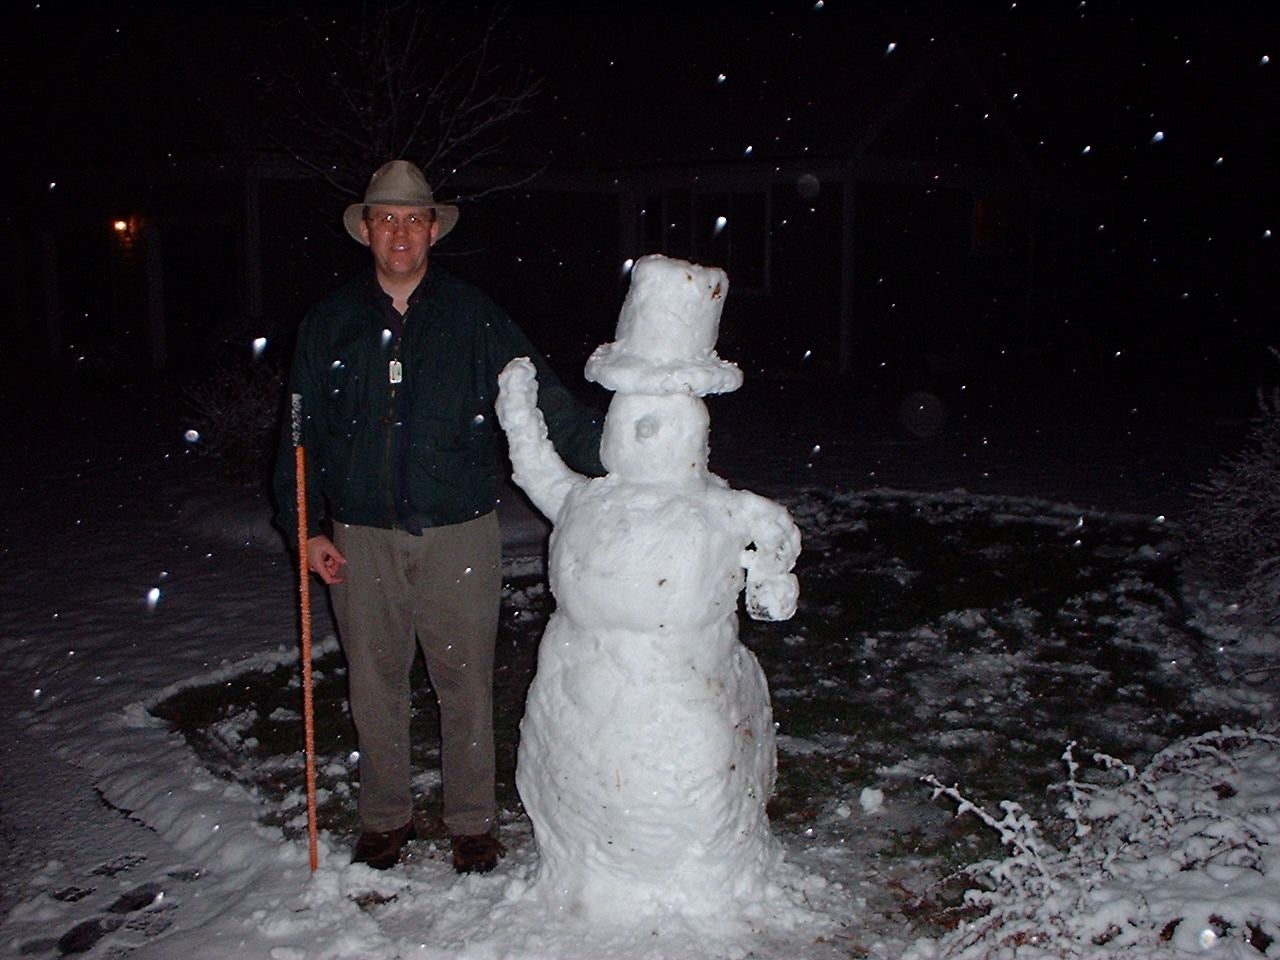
[4,2,1277,427]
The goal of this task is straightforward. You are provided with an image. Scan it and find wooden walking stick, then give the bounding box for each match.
[293,393,320,871]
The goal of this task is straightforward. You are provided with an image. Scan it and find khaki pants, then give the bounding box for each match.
[330,514,501,835]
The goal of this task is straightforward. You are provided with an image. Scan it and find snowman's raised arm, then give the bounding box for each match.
[497,357,587,521]
[730,490,802,622]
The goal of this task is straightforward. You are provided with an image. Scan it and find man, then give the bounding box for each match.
[274,159,603,873]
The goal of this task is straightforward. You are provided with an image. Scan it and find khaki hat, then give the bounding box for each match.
[343,160,459,245]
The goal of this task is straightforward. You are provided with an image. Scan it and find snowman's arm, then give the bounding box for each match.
[732,490,802,622]
[497,357,586,521]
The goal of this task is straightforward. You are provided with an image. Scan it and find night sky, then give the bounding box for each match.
[15,3,1276,228]
[7,2,1277,397]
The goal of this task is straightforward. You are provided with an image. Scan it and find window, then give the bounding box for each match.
[635,189,771,292]
[693,190,769,291]
[973,196,1007,257]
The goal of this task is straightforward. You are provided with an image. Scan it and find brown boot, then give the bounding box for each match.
[450,831,506,874]
[352,820,417,870]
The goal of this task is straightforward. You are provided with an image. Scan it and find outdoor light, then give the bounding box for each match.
[112,214,140,252]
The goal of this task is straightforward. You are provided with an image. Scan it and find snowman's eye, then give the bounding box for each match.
[635,416,658,440]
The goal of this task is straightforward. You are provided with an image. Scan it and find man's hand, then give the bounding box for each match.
[306,535,347,584]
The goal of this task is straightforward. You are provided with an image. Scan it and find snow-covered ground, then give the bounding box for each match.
[2,373,1276,959]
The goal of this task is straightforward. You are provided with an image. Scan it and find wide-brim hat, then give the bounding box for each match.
[343,160,459,245]
[584,254,743,397]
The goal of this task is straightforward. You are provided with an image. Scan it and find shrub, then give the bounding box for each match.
[184,355,285,486]
[1185,349,1280,629]
[905,729,1280,959]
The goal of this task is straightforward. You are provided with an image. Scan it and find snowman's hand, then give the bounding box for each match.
[738,497,802,575]
[746,573,799,621]
[496,357,540,432]
[497,357,583,521]
[736,491,802,621]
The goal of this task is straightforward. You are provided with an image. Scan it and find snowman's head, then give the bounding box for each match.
[600,393,710,484]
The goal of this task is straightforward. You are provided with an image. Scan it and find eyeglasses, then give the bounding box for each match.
[364,211,435,232]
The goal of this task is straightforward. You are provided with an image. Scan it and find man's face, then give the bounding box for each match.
[360,204,440,284]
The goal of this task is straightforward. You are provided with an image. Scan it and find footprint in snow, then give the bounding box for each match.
[17,860,197,957]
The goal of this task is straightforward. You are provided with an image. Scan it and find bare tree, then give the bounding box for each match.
[195,2,541,202]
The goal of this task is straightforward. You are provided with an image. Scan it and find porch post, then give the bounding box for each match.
[837,163,857,376]
[617,191,639,267]
[143,220,167,370]
[41,229,62,362]
[245,160,263,323]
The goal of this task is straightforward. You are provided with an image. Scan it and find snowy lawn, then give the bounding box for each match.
[5,379,1277,959]
[151,486,1278,957]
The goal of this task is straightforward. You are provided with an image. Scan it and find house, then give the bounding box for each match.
[12,37,1078,388]
[452,38,1079,385]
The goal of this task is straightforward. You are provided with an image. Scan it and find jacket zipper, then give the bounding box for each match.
[385,339,402,528]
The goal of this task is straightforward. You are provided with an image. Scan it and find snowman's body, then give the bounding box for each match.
[496,256,800,922]
[519,477,781,919]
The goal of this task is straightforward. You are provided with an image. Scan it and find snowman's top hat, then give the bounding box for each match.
[585,254,743,397]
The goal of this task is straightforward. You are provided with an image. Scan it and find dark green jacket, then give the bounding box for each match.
[273,266,603,543]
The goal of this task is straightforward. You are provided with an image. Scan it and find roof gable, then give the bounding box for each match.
[854,44,1034,176]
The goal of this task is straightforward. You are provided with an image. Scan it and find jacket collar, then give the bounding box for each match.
[364,267,444,340]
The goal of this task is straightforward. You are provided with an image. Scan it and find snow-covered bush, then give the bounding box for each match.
[905,728,1280,959]
[183,355,285,485]
[1186,349,1280,629]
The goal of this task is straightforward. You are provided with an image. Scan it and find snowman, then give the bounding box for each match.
[496,254,801,923]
